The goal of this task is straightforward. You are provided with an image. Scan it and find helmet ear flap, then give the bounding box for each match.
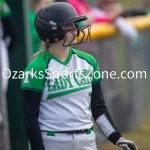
[35,15,65,43]
[49,20,64,42]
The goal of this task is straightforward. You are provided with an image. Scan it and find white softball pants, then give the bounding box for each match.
[40,130,97,150]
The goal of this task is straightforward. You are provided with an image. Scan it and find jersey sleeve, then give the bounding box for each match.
[21,62,46,93]
[92,58,103,85]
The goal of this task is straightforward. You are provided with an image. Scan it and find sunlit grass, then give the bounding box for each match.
[120,0,141,8]
[99,120,150,150]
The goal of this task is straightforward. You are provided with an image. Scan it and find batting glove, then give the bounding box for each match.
[116,137,138,150]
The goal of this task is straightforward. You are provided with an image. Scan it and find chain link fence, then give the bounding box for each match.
[76,28,150,145]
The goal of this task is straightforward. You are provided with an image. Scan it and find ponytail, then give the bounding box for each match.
[31,42,50,60]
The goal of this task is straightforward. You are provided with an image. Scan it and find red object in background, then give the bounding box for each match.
[68,0,111,23]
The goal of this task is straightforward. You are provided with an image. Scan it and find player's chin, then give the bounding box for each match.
[71,39,77,44]
[65,38,77,45]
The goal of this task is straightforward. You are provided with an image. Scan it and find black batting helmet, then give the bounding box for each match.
[34,2,91,46]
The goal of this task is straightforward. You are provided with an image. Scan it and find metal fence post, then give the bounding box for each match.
[0,37,11,150]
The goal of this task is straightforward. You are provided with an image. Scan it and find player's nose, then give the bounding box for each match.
[72,29,77,36]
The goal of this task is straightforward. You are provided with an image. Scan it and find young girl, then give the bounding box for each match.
[21,2,138,150]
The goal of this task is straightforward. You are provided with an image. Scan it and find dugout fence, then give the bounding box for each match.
[76,15,150,145]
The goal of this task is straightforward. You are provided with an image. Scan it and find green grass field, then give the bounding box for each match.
[120,0,141,8]
[99,120,150,150]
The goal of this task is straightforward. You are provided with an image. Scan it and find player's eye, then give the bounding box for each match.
[65,23,76,29]
[61,23,77,31]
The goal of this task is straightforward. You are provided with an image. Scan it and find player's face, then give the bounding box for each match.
[61,23,78,45]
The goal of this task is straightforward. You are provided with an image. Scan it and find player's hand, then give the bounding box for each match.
[116,137,138,150]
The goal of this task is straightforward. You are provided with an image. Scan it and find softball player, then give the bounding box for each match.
[21,2,138,150]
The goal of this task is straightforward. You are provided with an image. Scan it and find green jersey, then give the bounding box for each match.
[0,0,11,38]
[21,48,103,131]
[0,0,11,17]
[29,10,41,54]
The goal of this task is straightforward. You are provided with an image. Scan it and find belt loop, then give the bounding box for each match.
[47,131,55,136]
[86,129,91,135]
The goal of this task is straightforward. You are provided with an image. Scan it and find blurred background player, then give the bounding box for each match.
[0,0,17,126]
[29,0,43,54]
[68,0,112,24]
[120,0,150,17]
[92,0,139,42]
[29,0,54,54]
[0,0,17,98]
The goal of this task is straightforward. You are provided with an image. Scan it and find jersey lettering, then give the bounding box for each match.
[47,69,92,95]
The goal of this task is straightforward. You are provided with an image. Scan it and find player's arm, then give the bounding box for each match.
[91,82,138,150]
[120,9,147,17]
[21,90,45,150]
[1,14,18,50]
[91,82,122,143]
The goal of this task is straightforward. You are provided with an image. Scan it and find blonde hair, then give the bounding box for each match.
[31,42,50,60]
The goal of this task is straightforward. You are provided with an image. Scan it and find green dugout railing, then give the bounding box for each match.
[78,15,150,40]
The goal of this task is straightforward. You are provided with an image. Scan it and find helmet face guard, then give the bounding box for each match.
[34,2,92,47]
[60,24,91,47]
